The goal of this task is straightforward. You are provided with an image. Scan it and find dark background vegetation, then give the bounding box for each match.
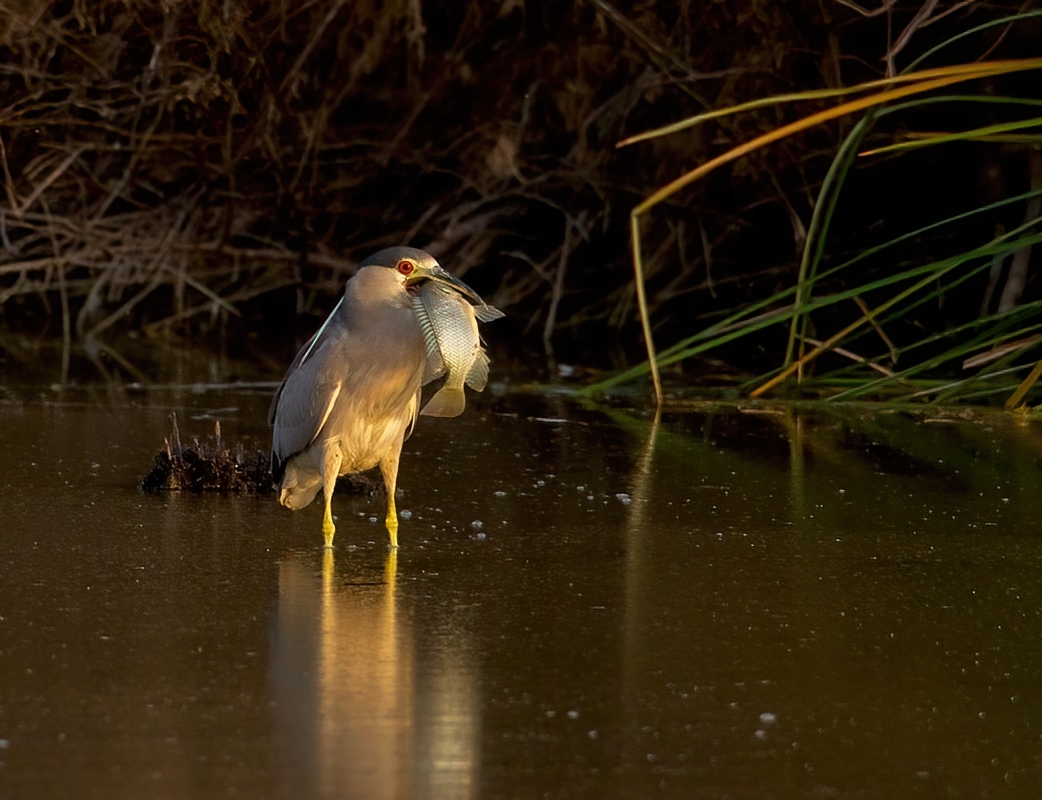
[0,0,1038,383]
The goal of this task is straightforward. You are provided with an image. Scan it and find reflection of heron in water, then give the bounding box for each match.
[273,549,479,798]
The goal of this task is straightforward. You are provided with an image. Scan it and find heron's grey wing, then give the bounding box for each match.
[268,297,344,427]
[270,299,346,480]
[270,344,345,479]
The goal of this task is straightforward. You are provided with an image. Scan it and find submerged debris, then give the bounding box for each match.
[141,415,379,496]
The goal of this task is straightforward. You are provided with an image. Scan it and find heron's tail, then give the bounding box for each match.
[277,461,323,510]
[420,385,466,418]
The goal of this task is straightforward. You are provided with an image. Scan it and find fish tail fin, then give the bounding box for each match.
[421,385,467,418]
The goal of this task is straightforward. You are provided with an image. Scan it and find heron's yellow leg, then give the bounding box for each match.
[385,491,399,549]
[322,498,336,548]
[321,447,342,549]
[379,456,402,549]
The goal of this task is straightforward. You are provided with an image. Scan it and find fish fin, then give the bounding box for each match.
[420,386,467,418]
[465,350,490,392]
[474,304,505,323]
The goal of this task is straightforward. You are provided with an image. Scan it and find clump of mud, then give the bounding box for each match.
[140,416,272,494]
[141,416,378,496]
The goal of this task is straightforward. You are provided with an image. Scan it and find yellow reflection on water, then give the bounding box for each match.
[276,548,478,800]
[316,549,412,798]
[622,409,660,702]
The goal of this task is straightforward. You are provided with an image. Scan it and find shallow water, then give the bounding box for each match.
[2,388,1042,799]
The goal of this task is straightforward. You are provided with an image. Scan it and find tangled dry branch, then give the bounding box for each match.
[0,0,1023,363]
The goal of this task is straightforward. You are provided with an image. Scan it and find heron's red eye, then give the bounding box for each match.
[396,260,415,276]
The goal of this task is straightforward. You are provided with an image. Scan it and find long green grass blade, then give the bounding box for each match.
[585,194,1042,396]
[863,117,1042,157]
[905,10,1042,72]
[785,114,875,369]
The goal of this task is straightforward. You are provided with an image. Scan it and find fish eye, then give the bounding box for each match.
[396,260,415,276]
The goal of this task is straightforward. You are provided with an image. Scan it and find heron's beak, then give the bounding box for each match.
[411,264,487,305]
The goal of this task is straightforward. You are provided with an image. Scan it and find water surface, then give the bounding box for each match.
[2,388,1041,798]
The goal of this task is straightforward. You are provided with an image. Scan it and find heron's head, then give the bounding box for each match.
[360,246,484,304]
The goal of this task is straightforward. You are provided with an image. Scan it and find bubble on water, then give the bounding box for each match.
[576,485,585,492]
[545,710,556,718]
[760,712,777,725]
[471,520,484,531]
[494,490,507,497]
[615,493,631,505]
[472,532,486,541]
[368,516,378,523]
[588,730,598,739]
[400,509,413,520]
[536,480,545,487]
[567,710,579,720]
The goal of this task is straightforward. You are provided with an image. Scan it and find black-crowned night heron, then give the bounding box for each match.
[269,246,488,549]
